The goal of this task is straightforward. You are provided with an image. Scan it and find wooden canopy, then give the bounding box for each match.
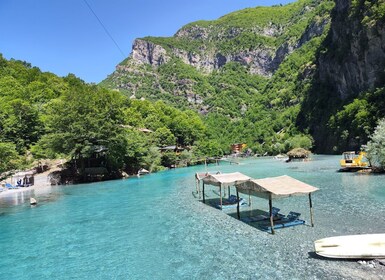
[235,175,318,234]
[236,175,318,199]
[201,172,250,208]
[194,171,221,199]
[202,172,250,187]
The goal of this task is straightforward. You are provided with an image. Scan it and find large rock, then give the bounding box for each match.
[131,39,170,66]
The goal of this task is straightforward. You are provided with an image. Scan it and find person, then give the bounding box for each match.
[17,179,22,186]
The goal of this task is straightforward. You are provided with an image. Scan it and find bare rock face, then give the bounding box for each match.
[126,11,330,78]
[170,47,276,76]
[129,38,285,77]
[317,0,385,99]
[131,39,170,66]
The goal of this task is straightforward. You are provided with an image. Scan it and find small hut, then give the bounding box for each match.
[12,171,35,187]
[286,148,311,162]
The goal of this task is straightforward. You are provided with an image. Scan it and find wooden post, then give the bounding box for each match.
[202,182,205,203]
[198,180,201,199]
[220,185,223,210]
[248,190,251,207]
[309,193,314,227]
[237,189,240,219]
[195,176,199,194]
[269,196,275,234]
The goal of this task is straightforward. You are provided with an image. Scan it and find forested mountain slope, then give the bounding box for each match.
[102,0,385,154]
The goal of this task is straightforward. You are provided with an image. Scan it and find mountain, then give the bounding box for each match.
[102,0,333,107]
[101,0,385,154]
[298,0,385,152]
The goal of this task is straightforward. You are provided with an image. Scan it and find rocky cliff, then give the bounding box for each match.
[298,0,385,152]
[125,4,329,78]
[318,0,385,99]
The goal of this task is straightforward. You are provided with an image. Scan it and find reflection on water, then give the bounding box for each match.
[0,190,35,207]
[0,186,63,211]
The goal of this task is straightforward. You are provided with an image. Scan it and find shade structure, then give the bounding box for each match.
[201,172,251,208]
[195,171,220,182]
[236,175,319,199]
[194,171,221,199]
[202,172,251,188]
[235,175,319,234]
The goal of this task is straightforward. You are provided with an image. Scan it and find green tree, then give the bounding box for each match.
[40,76,128,172]
[284,134,313,151]
[193,140,223,158]
[366,118,385,170]
[152,127,176,147]
[0,142,20,173]
[140,146,163,172]
[1,99,43,152]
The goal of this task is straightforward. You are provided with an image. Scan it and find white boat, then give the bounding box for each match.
[314,233,385,259]
[137,168,150,176]
[274,154,288,161]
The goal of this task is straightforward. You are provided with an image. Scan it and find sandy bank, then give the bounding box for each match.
[0,168,59,197]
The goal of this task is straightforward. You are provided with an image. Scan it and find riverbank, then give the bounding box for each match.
[0,162,62,197]
[0,173,48,196]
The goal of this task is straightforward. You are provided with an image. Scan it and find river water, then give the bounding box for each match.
[0,155,384,279]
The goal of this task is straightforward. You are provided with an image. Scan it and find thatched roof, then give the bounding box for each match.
[287,148,311,158]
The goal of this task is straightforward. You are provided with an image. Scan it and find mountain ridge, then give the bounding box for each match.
[101,0,385,154]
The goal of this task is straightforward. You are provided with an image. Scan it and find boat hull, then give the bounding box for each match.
[314,233,385,259]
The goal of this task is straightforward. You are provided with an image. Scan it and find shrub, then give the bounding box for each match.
[366,118,385,170]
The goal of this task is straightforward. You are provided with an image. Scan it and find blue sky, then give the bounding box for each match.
[0,0,294,83]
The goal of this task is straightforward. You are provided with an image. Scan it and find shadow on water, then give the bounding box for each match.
[308,251,324,260]
[307,251,360,264]
[198,198,310,234]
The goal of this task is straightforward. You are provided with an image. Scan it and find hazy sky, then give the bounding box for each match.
[0,0,295,83]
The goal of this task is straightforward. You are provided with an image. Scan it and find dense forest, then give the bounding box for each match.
[0,56,223,180]
[1,0,385,180]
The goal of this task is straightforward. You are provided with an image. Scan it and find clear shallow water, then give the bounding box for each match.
[1,155,385,279]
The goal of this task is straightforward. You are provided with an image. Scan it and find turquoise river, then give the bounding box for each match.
[0,155,384,279]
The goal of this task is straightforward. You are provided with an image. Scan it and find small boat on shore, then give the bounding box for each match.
[314,233,385,259]
[137,168,150,176]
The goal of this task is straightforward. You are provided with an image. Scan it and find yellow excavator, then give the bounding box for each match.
[340,151,369,170]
